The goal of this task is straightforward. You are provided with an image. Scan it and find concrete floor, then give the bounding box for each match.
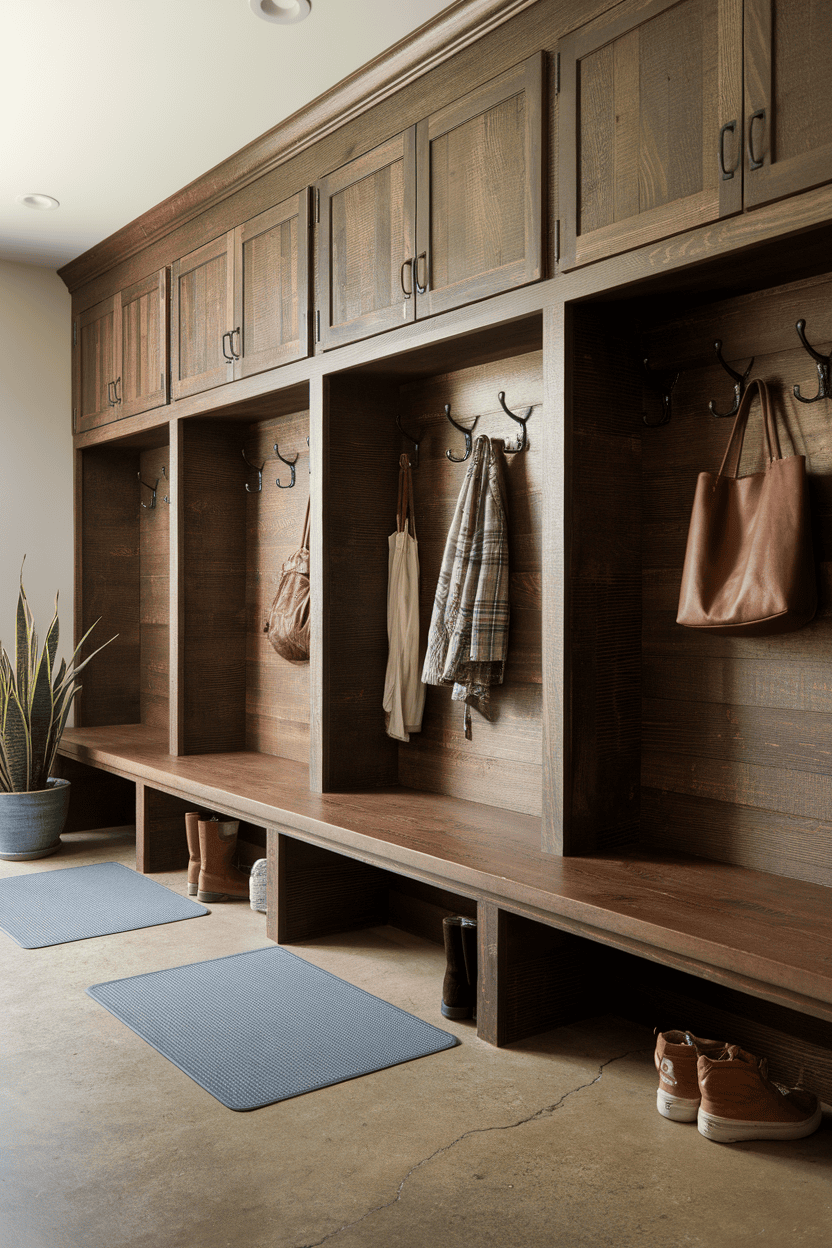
[1,828,831,1248]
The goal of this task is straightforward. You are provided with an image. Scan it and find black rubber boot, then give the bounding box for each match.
[460,917,478,1022]
[441,916,474,1019]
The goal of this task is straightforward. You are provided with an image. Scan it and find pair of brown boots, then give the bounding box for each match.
[184,812,250,904]
[655,1029,823,1143]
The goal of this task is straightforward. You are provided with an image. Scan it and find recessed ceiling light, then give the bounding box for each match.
[16,193,60,211]
[250,0,311,24]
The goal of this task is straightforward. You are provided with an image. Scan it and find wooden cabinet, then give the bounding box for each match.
[416,54,543,318]
[558,0,743,270]
[317,54,543,349]
[743,0,832,209]
[316,131,416,351]
[73,269,168,433]
[171,190,310,400]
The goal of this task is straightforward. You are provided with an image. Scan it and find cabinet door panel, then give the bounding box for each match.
[74,294,121,433]
[559,0,743,269]
[120,269,169,420]
[318,130,416,350]
[234,190,310,379]
[744,0,832,208]
[416,53,543,316]
[171,233,234,400]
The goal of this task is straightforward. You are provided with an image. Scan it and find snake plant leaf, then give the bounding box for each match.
[15,583,32,713]
[52,633,118,700]
[28,637,56,792]
[43,685,80,782]
[44,596,60,688]
[2,687,31,792]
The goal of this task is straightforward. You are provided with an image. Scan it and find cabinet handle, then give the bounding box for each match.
[718,120,739,180]
[221,331,235,362]
[107,380,116,407]
[230,327,241,359]
[747,108,766,171]
[414,251,428,294]
[400,258,413,298]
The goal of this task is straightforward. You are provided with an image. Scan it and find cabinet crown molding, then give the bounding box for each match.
[58,0,539,295]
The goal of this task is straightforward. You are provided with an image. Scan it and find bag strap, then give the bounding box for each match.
[717,378,782,480]
[300,496,311,550]
[396,452,417,539]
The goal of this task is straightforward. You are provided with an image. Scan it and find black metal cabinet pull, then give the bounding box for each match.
[748,108,766,171]
[400,258,413,299]
[230,327,241,359]
[414,252,428,294]
[719,120,739,180]
[221,331,235,362]
[107,381,116,407]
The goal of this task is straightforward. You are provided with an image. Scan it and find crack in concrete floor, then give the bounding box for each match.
[297,1045,649,1248]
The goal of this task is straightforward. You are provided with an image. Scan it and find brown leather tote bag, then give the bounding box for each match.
[677,378,816,636]
[264,498,310,662]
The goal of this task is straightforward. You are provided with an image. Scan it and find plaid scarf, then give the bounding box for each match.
[422,434,509,720]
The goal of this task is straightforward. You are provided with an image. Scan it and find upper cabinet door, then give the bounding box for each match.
[558,0,743,270]
[74,294,122,433]
[119,269,169,420]
[416,53,544,317]
[171,232,235,400]
[317,129,416,351]
[743,0,832,209]
[234,190,310,379]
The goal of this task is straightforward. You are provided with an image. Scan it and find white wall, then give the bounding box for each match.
[0,259,73,668]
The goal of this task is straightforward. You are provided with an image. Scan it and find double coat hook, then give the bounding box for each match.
[708,340,754,417]
[274,442,298,489]
[497,392,532,452]
[793,319,832,403]
[138,465,169,509]
[396,412,419,468]
[444,404,479,462]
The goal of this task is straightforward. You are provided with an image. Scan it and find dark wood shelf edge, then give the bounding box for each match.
[57,728,832,1022]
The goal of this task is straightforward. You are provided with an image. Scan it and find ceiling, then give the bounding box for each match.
[0,0,453,272]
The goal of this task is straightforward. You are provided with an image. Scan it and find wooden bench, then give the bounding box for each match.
[58,724,832,1103]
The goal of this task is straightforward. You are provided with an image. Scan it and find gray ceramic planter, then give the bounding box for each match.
[0,778,71,860]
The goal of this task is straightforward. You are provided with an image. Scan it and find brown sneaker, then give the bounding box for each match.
[697,1044,822,1143]
[654,1030,726,1121]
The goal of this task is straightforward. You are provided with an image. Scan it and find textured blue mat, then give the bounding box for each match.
[87,945,459,1110]
[0,861,207,948]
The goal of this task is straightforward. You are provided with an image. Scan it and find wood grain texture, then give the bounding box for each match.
[641,270,832,886]
[57,725,832,1024]
[397,351,543,816]
[78,446,142,726]
[119,268,169,421]
[417,53,544,318]
[180,422,247,753]
[136,783,193,874]
[322,374,400,789]
[138,445,170,730]
[243,409,311,762]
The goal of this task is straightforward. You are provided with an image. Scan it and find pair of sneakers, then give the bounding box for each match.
[654,1029,823,1143]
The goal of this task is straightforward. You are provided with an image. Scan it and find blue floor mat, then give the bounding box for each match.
[0,861,207,948]
[87,945,459,1110]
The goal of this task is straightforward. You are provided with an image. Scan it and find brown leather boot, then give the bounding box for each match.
[184,811,202,896]
[197,818,250,903]
[441,916,474,1019]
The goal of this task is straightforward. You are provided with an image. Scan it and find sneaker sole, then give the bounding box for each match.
[196,891,249,903]
[657,1089,700,1122]
[697,1104,823,1143]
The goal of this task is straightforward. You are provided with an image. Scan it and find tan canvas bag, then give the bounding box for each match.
[264,498,310,662]
[677,378,816,635]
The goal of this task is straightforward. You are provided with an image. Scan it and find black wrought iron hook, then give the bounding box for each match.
[497,392,533,452]
[273,442,298,489]
[242,449,264,493]
[138,474,159,510]
[444,404,479,462]
[642,359,678,427]
[708,340,754,418]
[395,412,419,468]
[793,319,831,403]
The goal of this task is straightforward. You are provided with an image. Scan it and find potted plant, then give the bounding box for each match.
[0,572,114,860]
